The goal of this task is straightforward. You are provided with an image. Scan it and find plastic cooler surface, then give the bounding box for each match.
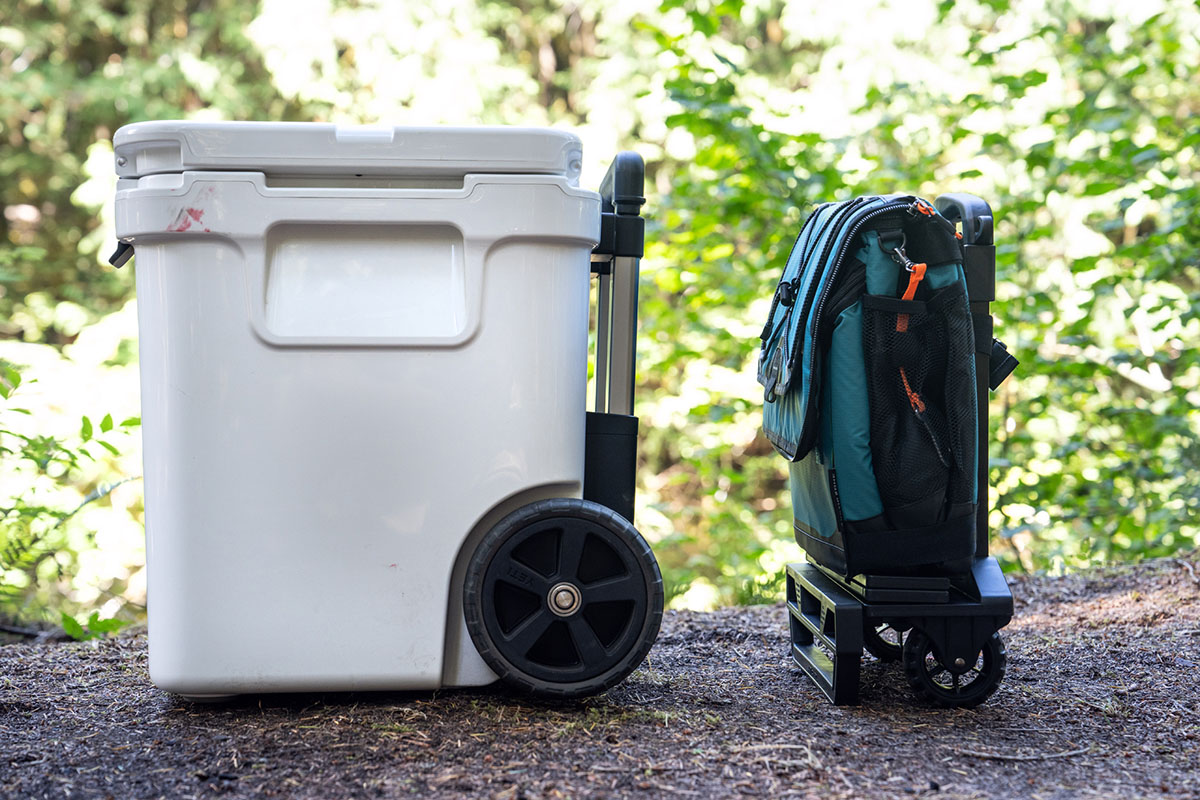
[115,123,600,694]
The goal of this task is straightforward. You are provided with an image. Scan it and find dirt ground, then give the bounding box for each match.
[2,556,1199,800]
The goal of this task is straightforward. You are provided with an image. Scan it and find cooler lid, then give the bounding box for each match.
[113,121,584,183]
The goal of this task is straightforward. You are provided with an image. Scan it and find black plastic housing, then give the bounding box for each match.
[989,338,1019,390]
[787,557,1013,705]
[583,411,639,524]
[593,152,646,261]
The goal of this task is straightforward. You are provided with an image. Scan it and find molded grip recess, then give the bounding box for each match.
[600,151,646,215]
[934,193,994,246]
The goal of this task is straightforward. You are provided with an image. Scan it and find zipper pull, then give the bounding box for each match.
[893,242,928,296]
[907,198,936,218]
[892,241,928,335]
[778,280,797,306]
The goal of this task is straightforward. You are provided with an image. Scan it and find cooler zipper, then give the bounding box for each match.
[785,197,906,374]
[761,198,854,348]
[820,260,867,334]
[810,198,914,345]
[760,199,865,395]
[760,205,826,344]
[790,197,868,350]
[793,197,916,455]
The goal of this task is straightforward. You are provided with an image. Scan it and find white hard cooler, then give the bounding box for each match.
[115,122,601,694]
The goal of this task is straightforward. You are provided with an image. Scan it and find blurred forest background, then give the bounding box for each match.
[1,0,1197,631]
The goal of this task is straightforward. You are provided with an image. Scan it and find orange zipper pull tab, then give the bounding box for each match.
[901,261,927,301]
[891,244,927,332]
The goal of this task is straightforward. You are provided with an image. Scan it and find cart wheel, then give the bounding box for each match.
[902,629,1006,708]
[863,622,909,663]
[463,498,663,699]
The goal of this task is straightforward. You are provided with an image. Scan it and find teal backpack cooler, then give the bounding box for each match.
[759,194,1019,707]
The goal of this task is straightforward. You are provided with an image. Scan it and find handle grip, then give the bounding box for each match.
[599,151,646,215]
[593,152,645,260]
[935,193,993,246]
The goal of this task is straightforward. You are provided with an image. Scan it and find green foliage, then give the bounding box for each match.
[0,0,318,625]
[0,0,326,342]
[637,5,844,604]
[970,6,1200,570]
[643,0,1200,598]
[60,609,129,641]
[0,358,137,626]
[4,0,1198,620]
[850,1,1200,570]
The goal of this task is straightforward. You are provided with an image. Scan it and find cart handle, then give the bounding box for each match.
[934,193,993,246]
[593,152,645,260]
[600,152,645,215]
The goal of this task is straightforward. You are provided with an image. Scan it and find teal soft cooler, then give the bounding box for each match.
[759,196,977,576]
[761,193,1018,709]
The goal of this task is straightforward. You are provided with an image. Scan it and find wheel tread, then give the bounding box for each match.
[463,498,663,700]
[902,629,1007,709]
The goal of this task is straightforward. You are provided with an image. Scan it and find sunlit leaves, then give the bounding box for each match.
[1,359,138,626]
[650,0,1200,589]
[0,0,323,342]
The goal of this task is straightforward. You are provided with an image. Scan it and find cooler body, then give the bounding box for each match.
[114,122,600,694]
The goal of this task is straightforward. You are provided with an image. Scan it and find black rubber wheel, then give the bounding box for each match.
[863,621,909,663]
[902,629,1006,708]
[463,498,663,699]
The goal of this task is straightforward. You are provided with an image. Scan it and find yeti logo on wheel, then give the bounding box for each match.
[506,566,533,586]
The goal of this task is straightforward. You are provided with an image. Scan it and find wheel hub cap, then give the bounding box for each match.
[548,582,582,617]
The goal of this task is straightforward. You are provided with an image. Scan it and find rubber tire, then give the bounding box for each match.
[902,629,1006,708]
[463,498,663,700]
[863,622,909,663]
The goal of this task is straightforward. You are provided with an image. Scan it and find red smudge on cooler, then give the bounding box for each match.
[168,207,205,232]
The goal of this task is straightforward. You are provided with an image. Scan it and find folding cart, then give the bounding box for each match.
[768,193,1019,707]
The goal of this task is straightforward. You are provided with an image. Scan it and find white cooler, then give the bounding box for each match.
[112,122,661,699]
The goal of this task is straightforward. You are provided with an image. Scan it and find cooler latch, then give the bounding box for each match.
[108,241,134,269]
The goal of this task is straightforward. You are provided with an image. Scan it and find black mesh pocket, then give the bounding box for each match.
[861,284,975,530]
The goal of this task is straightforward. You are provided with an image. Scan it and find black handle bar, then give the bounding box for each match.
[935,193,993,246]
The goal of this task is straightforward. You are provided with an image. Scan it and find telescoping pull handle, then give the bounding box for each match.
[934,192,1013,560]
[593,152,646,262]
[591,151,646,418]
[586,152,647,522]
